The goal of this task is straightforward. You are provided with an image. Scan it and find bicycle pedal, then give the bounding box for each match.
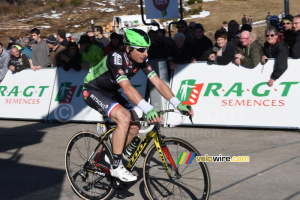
[112,178,128,191]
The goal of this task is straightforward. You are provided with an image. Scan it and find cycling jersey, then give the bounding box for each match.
[83,50,157,118]
[84,50,157,92]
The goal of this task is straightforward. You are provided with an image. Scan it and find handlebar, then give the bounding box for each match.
[138,109,193,133]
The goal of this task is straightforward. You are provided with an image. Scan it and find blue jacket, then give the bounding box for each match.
[21,46,32,60]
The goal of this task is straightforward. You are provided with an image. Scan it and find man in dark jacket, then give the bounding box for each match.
[234,31,263,68]
[9,46,31,73]
[281,15,296,56]
[192,23,213,61]
[292,15,300,58]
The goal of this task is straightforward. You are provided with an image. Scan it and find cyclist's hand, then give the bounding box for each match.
[146,109,162,124]
[177,104,194,118]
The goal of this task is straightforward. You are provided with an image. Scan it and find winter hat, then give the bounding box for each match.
[282,14,293,23]
[46,35,58,45]
[110,32,120,40]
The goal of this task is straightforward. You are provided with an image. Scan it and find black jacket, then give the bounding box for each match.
[192,35,213,61]
[211,43,235,65]
[263,40,289,80]
[292,30,300,58]
[9,53,31,72]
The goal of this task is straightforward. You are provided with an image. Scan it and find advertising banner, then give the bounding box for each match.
[0,68,56,120]
[145,0,179,19]
[167,59,300,129]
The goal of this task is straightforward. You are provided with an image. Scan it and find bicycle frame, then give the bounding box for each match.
[91,123,179,180]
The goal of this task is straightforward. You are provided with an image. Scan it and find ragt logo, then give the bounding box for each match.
[176,80,204,105]
[55,82,83,104]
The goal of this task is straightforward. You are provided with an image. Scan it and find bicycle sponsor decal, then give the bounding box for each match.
[176,79,299,107]
[176,152,250,163]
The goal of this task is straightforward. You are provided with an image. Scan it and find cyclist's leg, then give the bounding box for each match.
[115,92,141,148]
[83,88,137,182]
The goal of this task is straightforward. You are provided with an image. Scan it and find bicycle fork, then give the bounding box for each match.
[153,134,180,181]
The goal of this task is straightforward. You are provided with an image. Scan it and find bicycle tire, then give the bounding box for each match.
[65,131,114,200]
[143,137,210,200]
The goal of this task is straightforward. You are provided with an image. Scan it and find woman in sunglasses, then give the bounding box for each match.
[261,26,289,87]
[83,29,193,182]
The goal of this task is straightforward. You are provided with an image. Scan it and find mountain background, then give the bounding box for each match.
[0,0,299,47]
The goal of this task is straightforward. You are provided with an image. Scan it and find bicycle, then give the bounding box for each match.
[65,109,211,200]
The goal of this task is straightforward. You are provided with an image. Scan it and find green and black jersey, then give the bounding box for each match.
[84,51,157,92]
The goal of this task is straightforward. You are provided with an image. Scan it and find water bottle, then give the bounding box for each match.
[124,136,141,159]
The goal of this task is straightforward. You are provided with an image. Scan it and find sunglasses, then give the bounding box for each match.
[177,26,185,29]
[131,46,149,53]
[266,34,275,37]
[282,22,291,25]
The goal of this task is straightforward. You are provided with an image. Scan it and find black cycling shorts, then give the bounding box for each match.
[83,88,137,120]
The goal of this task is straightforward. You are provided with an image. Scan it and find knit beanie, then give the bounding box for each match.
[282,15,293,23]
[46,35,58,45]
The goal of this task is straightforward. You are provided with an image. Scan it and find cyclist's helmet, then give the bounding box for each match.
[270,15,279,22]
[124,29,151,47]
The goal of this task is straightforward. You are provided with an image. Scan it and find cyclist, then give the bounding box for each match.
[82,29,193,182]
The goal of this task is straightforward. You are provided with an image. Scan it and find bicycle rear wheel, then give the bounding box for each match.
[143,138,210,200]
[65,131,114,200]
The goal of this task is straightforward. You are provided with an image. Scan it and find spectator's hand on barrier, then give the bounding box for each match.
[146,109,162,124]
[177,103,194,118]
[234,57,241,66]
[235,54,243,59]
[191,58,197,63]
[261,55,268,64]
[9,65,15,72]
[208,53,215,61]
[268,79,275,87]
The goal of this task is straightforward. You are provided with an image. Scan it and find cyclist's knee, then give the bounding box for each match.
[129,124,139,135]
[114,109,131,129]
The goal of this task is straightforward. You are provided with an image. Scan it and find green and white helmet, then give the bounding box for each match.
[124,29,151,47]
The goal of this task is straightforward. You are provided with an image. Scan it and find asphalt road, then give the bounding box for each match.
[0,120,299,200]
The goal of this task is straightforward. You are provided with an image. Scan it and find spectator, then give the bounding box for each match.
[78,35,103,69]
[57,28,69,47]
[46,35,67,68]
[20,37,32,59]
[234,31,263,68]
[266,12,271,27]
[208,29,235,65]
[176,20,194,47]
[30,28,51,71]
[188,21,196,36]
[7,37,16,50]
[292,15,300,58]
[8,46,31,73]
[66,33,74,42]
[241,24,252,32]
[191,23,213,61]
[261,26,289,87]
[222,21,228,32]
[86,30,105,49]
[60,42,82,71]
[227,20,240,48]
[0,42,10,83]
[242,15,247,25]
[269,15,281,31]
[248,15,253,26]
[103,32,123,56]
[94,26,110,47]
[281,15,295,56]
[148,29,174,60]
[167,32,193,72]
[279,11,285,22]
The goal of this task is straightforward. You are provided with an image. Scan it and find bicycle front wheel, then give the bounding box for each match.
[65,131,114,200]
[143,138,210,200]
